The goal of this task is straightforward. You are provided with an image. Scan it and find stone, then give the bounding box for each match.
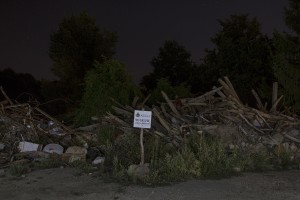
[43,143,64,154]
[127,163,149,180]
[290,143,298,153]
[62,146,87,163]
[0,143,5,151]
[92,156,105,165]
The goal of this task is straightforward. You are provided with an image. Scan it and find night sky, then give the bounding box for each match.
[0,0,289,83]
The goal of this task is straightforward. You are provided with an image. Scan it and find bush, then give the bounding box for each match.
[75,59,139,126]
[147,78,191,105]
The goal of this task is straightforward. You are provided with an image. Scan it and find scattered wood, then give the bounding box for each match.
[103,77,300,152]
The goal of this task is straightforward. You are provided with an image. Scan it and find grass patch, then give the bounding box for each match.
[9,164,29,177]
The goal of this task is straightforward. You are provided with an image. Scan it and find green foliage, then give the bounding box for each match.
[141,40,195,91]
[96,125,116,145]
[271,1,300,112]
[48,12,117,110]
[272,32,300,112]
[68,160,96,174]
[200,15,274,105]
[9,164,29,177]
[33,157,62,169]
[75,59,138,126]
[285,0,300,35]
[49,12,117,83]
[148,78,191,105]
[113,133,141,167]
[230,150,272,172]
[143,135,237,185]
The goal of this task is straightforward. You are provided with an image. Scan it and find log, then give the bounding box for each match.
[224,76,241,102]
[272,82,278,110]
[161,91,181,117]
[251,89,264,110]
[152,107,171,132]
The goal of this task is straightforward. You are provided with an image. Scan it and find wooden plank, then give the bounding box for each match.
[224,76,241,102]
[213,86,226,98]
[161,91,181,117]
[270,95,283,113]
[190,86,223,102]
[0,86,13,105]
[152,107,171,132]
[251,89,264,110]
[35,107,72,132]
[272,82,278,110]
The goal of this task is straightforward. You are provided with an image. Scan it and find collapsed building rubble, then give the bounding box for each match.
[0,86,90,167]
[0,76,300,169]
[103,77,300,163]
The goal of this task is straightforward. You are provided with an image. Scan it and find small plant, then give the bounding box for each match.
[9,164,29,177]
[33,157,62,170]
[96,125,115,145]
[68,160,96,174]
[111,156,129,182]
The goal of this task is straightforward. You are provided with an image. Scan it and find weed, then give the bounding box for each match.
[33,158,62,169]
[68,160,96,174]
[9,164,29,177]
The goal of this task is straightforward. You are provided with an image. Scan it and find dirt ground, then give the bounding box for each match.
[0,168,299,200]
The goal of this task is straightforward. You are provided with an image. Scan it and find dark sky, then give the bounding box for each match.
[0,0,289,83]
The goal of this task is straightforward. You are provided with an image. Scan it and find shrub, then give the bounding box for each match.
[75,59,139,126]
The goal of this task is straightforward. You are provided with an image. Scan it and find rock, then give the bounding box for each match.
[0,143,5,151]
[62,146,87,163]
[127,163,149,180]
[0,169,5,177]
[233,167,241,173]
[43,143,64,154]
[92,157,105,165]
[229,144,235,150]
[282,143,290,152]
[265,133,284,145]
[290,143,298,153]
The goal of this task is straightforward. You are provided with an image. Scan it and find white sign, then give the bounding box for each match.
[133,110,152,129]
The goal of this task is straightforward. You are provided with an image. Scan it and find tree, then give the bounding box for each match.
[141,40,194,91]
[75,59,138,126]
[200,15,274,104]
[49,12,117,103]
[285,0,300,35]
[0,68,41,102]
[272,0,300,112]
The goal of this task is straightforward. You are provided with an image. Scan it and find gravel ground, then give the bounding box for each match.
[0,168,299,200]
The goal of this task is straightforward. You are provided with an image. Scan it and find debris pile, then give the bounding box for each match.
[0,86,90,167]
[104,77,300,162]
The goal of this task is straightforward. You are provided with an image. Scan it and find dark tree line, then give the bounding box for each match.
[1,0,299,121]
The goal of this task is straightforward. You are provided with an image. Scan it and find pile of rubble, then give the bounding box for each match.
[1,76,300,169]
[104,77,300,162]
[0,86,102,168]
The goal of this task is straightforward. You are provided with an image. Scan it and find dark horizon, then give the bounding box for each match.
[0,0,289,83]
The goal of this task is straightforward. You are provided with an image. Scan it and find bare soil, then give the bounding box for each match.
[0,168,299,200]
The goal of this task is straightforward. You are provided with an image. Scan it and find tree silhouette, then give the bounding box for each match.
[141,40,194,91]
[272,0,300,112]
[200,15,274,104]
[48,12,117,106]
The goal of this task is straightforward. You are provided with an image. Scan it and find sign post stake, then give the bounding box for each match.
[140,108,145,165]
[140,121,144,165]
[133,108,152,166]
